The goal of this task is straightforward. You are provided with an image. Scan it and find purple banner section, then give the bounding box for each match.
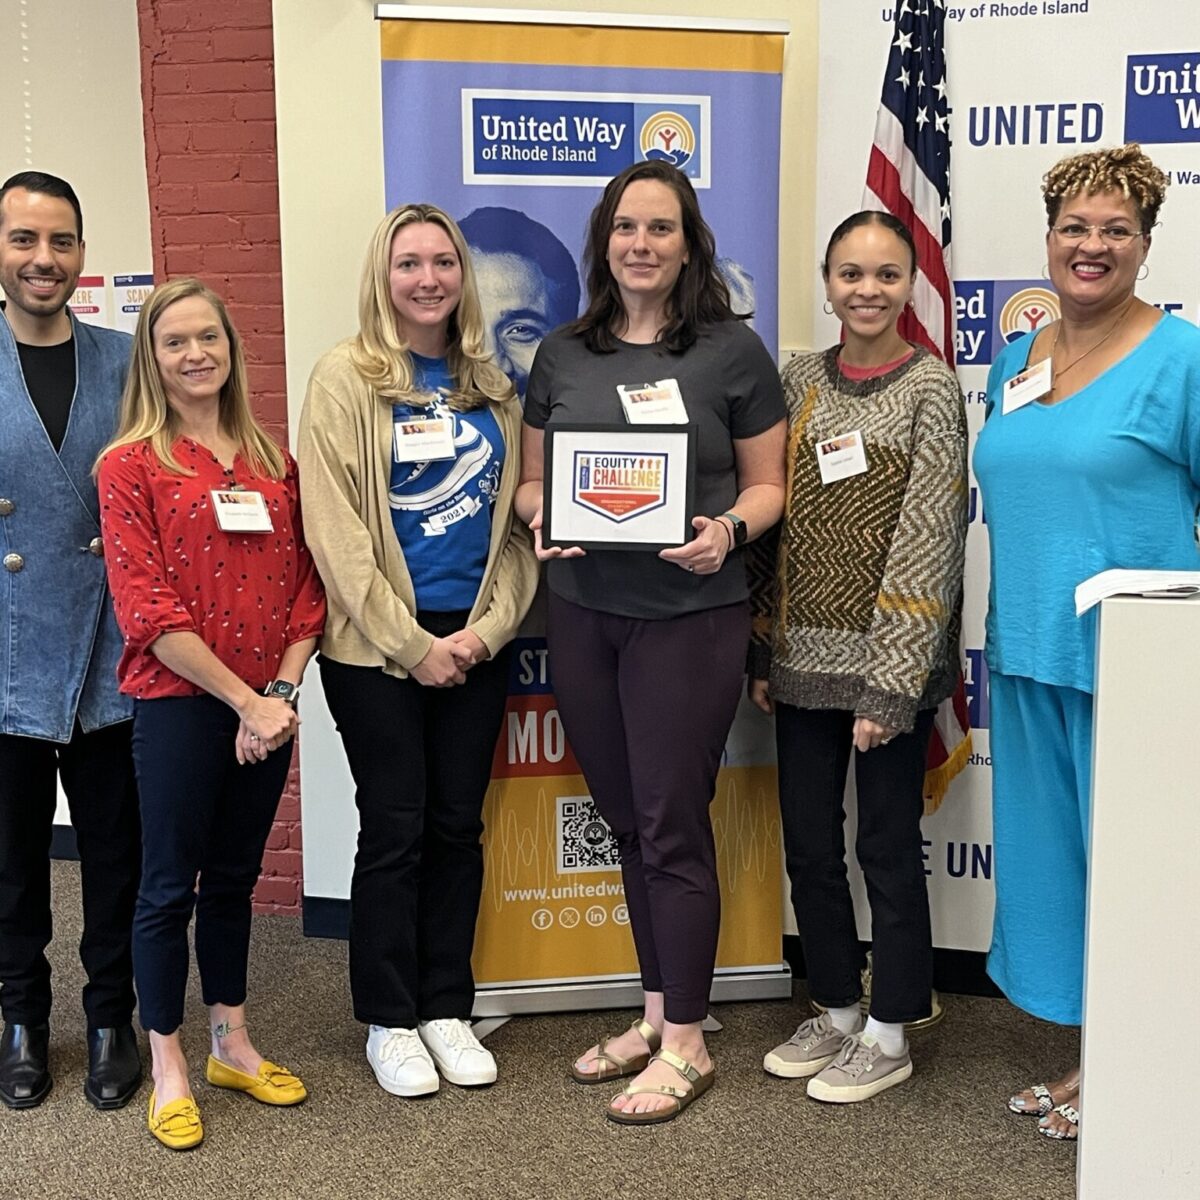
[382,58,782,376]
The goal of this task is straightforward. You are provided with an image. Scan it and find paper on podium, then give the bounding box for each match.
[1075,569,1200,616]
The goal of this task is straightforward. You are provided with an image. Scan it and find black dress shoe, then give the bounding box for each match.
[85,1024,143,1110]
[0,1022,51,1109]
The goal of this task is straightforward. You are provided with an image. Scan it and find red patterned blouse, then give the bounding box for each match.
[97,438,326,699]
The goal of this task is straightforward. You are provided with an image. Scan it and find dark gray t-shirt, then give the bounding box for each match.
[525,321,785,619]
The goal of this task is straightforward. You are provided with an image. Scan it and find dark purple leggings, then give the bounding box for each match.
[546,593,750,1024]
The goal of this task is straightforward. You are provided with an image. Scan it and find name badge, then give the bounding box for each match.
[617,378,688,425]
[393,416,455,462]
[816,430,869,486]
[1001,357,1052,414]
[211,489,274,533]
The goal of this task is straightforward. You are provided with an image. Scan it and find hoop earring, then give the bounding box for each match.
[1040,263,1050,280]
[823,301,834,315]
[1137,263,1150,281]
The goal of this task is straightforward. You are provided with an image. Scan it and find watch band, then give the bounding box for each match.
[720,512,748,548]
[264,679,300,707]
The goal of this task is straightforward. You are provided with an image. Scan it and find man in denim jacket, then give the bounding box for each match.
[0,173,141,1111]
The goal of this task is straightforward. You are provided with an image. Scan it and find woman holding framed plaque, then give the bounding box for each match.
[748,212,967,1105]
[516,161,786,1125]
[297,204,537,1100]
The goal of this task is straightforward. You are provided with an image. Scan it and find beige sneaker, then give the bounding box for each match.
[806,1031,912,1103]
[763,1012,862,1079]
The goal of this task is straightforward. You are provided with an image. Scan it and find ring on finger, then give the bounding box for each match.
[250,734,260,742]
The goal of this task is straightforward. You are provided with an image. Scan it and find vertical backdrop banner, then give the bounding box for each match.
[818,0,1200,953]
[378,13,786,993]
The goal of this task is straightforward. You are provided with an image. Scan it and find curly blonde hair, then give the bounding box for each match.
[1042,142,1169,233]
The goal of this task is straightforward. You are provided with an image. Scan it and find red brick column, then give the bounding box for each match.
[136,0,302,914]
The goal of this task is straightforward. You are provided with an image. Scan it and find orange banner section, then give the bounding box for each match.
[490,694,581,779]
[381,19,785,74]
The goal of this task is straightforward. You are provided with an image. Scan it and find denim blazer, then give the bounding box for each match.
[0,310,133,741]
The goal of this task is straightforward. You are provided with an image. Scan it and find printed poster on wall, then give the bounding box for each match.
[379,13,787,992]
[818,0,1200,952]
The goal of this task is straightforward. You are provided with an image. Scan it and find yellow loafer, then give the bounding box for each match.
[205,1055,307,1106]
[147,1088,203,1150]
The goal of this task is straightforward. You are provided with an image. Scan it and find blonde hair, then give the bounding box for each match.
[96,278,285,479]
[349,203,514,410]
[1042,142,1169,233]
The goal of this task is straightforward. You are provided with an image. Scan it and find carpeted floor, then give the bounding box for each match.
[0,861,1078,1200]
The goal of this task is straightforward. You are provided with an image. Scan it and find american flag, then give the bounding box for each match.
[863,0,971,813]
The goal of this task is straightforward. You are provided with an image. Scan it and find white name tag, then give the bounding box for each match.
[617,378,688,424]
[816,429,869,486]
[211,489,274,533]
[393,416,455,462]
[1001,357,1052,414]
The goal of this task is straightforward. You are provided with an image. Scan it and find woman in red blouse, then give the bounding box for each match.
[96,278,325,1150]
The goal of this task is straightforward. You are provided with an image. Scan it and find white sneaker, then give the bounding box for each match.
[418,1019,497,1087]
[366,1026,439,1097]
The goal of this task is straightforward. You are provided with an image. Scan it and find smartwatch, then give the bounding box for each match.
[720,512,748,548]
[264,679,300,707]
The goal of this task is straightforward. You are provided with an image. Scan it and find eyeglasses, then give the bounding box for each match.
[1051,222,1144,246]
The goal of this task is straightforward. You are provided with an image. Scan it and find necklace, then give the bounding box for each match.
[1048,298,1136,392]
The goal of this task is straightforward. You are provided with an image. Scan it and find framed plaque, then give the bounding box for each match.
[543,423,697,551]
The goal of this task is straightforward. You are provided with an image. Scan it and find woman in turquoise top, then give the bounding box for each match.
[974,144,1200,1142]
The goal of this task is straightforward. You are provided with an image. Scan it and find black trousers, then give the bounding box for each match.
[320,620,512,1029]
[131,696,291,1034]
[775,703,936,1024]
[0,722,140,1027]
[546,594,750,1026]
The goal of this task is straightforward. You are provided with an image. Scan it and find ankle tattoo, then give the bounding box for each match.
[212,1021,246,1039]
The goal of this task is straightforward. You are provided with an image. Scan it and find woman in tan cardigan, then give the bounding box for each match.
[297,204,537,1099]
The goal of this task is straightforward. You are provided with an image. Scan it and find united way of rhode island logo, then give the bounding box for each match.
[573,452,669,522]
[639,111,696,169]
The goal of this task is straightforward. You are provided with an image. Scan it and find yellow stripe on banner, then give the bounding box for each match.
[381,20,785,74]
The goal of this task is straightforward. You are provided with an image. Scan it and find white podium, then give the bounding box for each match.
[1079,592,1200,1197]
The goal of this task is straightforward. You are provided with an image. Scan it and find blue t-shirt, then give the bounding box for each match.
[389,353,504,611]
[974,314,1200,692]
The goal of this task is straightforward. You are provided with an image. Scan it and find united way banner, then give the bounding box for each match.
[819,0,1200,952]
[379,13,787,995]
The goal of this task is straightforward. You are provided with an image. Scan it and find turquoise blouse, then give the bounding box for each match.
[975,314,1200,693]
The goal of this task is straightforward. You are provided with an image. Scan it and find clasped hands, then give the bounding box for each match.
[235,693,300,766]
[411,629,490,688]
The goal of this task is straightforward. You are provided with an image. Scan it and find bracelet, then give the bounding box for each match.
[717,515,735,550]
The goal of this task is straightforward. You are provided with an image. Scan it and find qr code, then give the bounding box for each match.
[557,796,619,873]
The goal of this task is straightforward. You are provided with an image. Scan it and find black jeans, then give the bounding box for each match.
[774,703,936,1024]
[320,618,512,1029]
[131,696,291,1034]
[0,722,140,1027]
[546,594,750,1026]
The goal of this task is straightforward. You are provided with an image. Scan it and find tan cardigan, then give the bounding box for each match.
[297,340,538,677]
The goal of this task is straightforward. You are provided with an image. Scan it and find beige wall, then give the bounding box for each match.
[273,0,818,442]
[0,0,153,301]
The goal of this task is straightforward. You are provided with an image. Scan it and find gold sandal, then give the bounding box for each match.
[605,1048,715,1126]
[570,1018,661,1085]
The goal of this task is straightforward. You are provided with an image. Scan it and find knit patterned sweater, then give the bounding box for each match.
[748,346,968,732]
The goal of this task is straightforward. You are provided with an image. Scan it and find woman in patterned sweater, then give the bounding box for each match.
[748,212,967,1103]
